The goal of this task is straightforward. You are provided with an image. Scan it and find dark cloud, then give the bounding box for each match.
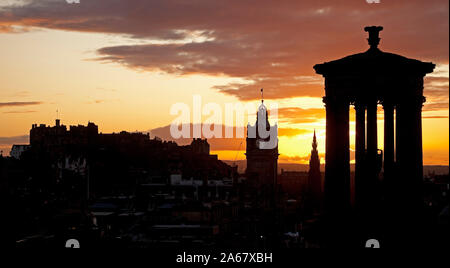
[150,123,309,151]
[423,115,448,119]
[0,0,448,101]
[423,102,449,112]
[150,123,243,151]
[276,107,326,124]
[279,154,324,163]
[0,101,43,107]
[86,99,105,104]
[3,110,37,114]
[8,91,31,97]
[0,135,29,156]
[278,128,309,137]
[424,75,449,113]
[0,135,29,145]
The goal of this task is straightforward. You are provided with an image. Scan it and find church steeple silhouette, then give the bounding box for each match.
[312,129,318,151]
[308,129,322,211]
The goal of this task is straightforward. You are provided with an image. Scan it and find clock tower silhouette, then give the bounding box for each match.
[245,89,279,209]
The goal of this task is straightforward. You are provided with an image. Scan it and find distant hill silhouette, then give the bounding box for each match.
[224,160,448,176]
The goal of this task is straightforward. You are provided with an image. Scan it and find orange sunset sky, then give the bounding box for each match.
[0,0,448,165]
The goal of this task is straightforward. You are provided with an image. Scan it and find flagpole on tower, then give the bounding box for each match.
[56,109,61,127]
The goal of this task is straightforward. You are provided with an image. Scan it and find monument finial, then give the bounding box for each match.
[364,26,383,49]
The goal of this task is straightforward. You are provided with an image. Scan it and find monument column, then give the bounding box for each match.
[354,101,366,207]
[324,96,350,214]
[366,99,379,208]
[366,100,378,160]
[383,101,395,177]
[396,95,425,208]
[393,93,426,246]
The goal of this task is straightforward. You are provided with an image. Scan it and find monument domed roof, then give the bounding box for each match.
[314,26,435,76]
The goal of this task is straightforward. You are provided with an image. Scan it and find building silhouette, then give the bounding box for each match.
[2,26,446,249]
[307,130,322,211]
[10,145,30,160]
[245,91,279,209]
[190,138,210,155]
[278,170,308,199]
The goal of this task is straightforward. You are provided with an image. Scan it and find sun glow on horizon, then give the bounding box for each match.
[0,15,448,166]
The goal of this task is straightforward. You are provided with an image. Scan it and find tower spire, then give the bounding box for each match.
[312,129,317,150]
[308,128,321,210]
[260,88,264,103]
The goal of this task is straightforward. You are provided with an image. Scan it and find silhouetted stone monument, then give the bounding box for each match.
[314,26,435,246]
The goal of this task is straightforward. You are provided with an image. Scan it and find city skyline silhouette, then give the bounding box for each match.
[0,0,448,251]
[0,0,448,167]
